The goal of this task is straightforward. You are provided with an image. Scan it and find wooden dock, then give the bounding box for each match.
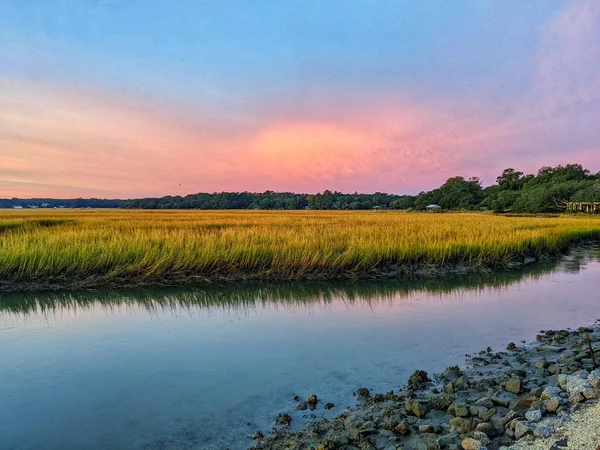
[565,202,600,213]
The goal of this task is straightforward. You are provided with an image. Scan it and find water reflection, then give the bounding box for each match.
[2,245,598,317]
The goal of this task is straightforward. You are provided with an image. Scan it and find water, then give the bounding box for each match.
[1,247,600,450]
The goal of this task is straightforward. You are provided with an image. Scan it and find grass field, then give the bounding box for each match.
[1,210,600,291]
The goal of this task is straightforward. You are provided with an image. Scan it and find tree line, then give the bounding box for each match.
[3,164,599,213]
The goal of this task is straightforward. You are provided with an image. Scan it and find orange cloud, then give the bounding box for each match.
[1,1,599,199]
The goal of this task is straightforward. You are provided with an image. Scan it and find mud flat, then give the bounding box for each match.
[251,322,600,450]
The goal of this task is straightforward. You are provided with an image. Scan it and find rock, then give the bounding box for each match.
[469,405,489,420]
[474,397,494,409]
[394,422,409,435]
[501,410,517,426]
[411,401,430,418]
[275,413,292,426]
[491,397,510,408]
[252,431,264,440]
[437,432,459,448]
[510,397,533,411]
[355,388,370,399]
[568,392,584,404]
[472,431,491,446]
[547,365,559,375]
[507,342,516,350]
[524,410,542,422]
[536,345,566,353]
[533,361,547,369]
[445,382,454,393]
[449,417,470,434]
[454,376,470,390]
[408,370,431,390]
[296,401,308,410]
[514,421,533,439]
[588,369,600,388]
[325,402,335,410]
[505,378,521,394]
[453,403,469,418]
[461,438,483,450]
[306,394,319,410]
[565,376,593,397]
[557,374,569,388]
[540,386,562,400]
[430,395,454,410]
[534,426,554,438]
[546,397,560,412]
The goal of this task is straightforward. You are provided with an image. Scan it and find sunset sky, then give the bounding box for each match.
[1,1,599,198]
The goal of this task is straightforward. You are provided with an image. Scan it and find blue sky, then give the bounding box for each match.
[1,1,598,198]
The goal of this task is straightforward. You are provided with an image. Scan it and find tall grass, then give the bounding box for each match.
[0,210,599,291]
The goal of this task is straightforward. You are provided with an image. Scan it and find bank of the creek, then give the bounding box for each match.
[1,245,600,450]
[253,324,600,450]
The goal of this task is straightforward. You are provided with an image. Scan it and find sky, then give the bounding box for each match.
[1,0,599,198]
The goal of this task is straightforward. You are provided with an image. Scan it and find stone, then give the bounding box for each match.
[472,431,491,446]
[394,422,409,435]
[411,401,430,418]
[588,369,600,388]
[470,405,489,420]
[514,422,533,439]
[461,438,483,450]
[565,376,593,397]
[568,392,584,404]
[296,401,308,410]
[540,386,562,400]
[430,395,454,411]
[534,426,554,438]
[491,397,510,407]
[275,413,292,426]
[437,432,459,448]
[474,397,494,409]
[546,397,560,412]
[525,410,542,422]
[306,394,318,410]
[449,417,469,434]
[505,378,521,394]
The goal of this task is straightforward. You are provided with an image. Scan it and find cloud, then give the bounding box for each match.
[1,1,599,198]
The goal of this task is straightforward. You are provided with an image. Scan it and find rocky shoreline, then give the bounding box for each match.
[250,322,600,450]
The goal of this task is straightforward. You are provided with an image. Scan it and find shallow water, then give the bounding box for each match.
[1,247,600,450]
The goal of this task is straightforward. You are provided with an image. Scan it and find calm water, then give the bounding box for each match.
[1,247,600,450]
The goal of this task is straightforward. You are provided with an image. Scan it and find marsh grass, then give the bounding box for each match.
[0,209,599,291]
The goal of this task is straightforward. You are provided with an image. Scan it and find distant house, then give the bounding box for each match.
[372,205,383,212]
[41,203,51,208]
[13,205,23,209]
[426,204,442,212]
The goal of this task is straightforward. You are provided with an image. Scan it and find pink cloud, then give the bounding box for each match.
[1,1,599,198]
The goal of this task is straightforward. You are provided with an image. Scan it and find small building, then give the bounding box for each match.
[372,205,383,212]
[426,204,442,212]
[13,205,23,209]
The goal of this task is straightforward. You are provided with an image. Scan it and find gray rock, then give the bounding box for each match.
[525,410,542,422]
[475,397,494,408]
[437,432,459,448]
[533,426,554,438]
[514,421,533,439]
[296,401,308,410]
[588,369,600,388]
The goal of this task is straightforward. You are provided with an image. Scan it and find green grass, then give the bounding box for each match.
[0,210,599,291]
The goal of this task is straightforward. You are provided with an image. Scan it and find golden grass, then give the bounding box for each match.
[1,209,599,290]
